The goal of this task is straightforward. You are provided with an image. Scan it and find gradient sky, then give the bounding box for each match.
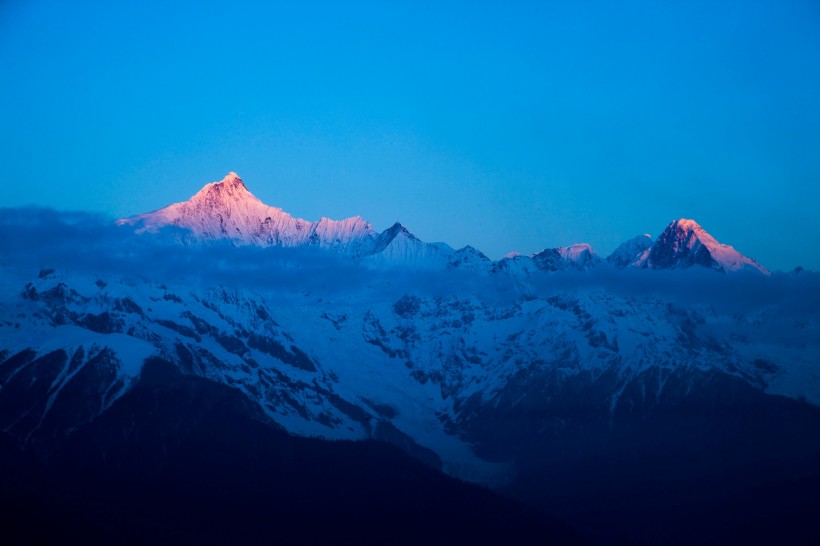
[1,0,819,270]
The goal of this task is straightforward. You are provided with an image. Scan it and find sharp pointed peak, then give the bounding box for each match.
[647,217,769,274]
[189,172,259,204]
[454,245,490,259]
[660,218,720,247]
[213,171,247,189]
[669,218,704,231]
[222,171,242,181]
[374,221,419,245]
[386,221,414,236]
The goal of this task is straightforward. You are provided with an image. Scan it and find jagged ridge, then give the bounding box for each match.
[121,173,769,274]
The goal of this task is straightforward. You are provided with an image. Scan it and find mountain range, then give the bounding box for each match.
[122,172,770,274]
[1,173,817,545]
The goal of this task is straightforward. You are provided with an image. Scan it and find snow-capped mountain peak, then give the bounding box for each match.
[493,243,602,275]
[197,171,250,195]
[558,243,596,263]
[181,171,264,210]
[607,234,653,268]
[638,218,769,274]
[531,243,601,272]
[121,172,378,253]
[222,171,243,184]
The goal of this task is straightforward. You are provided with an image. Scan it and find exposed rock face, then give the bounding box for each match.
[637,218,769,274]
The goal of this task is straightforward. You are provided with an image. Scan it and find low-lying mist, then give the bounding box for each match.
[1,207,817,343]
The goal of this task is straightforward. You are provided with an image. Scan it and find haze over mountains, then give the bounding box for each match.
[1,173,817,545]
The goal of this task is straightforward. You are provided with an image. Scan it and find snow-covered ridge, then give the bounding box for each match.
[2,262,816,488]
[120,173,769,274]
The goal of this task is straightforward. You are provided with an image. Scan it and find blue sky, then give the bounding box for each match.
[1,0,819,270]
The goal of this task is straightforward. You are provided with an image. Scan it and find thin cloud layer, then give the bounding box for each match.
[0,207,368,294]
[1,208,817,332]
